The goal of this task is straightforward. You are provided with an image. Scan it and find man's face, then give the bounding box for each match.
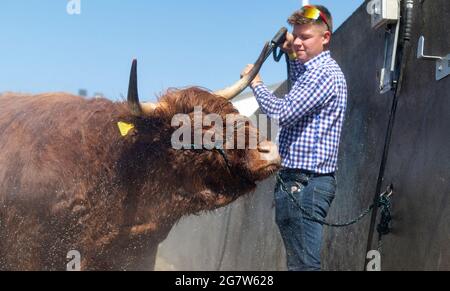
[292,23,331,63]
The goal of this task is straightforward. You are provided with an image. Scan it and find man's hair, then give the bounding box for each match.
[287,5,333,33]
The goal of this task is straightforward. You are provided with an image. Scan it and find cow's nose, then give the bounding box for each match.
[258,141,281,164]
[258,141,272,153]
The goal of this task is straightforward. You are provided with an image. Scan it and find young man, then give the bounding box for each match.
[241,5,347,271]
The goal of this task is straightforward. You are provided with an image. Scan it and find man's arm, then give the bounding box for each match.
[282,32,304,83]
[288,59,305,84]
[252,69,335,127]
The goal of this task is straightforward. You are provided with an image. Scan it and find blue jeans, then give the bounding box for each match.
[274,169,336,271]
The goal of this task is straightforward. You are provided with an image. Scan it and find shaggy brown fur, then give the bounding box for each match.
[0,88,279,270]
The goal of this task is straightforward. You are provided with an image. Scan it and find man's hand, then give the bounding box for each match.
[241,64,263,88]
[281,32,296,60]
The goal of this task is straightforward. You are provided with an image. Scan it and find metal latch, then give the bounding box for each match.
[417,36,450,81]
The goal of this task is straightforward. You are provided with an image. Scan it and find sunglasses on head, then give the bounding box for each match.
[301,5,330,32]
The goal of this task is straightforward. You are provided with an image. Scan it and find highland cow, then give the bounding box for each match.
[0,48,280,270]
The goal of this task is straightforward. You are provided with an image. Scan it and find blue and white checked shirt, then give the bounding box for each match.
[253,51,347,174]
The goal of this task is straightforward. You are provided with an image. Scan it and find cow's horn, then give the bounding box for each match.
[127,59,162,115]
[127,59,144,116]
[213,42,270,101]
[141,102,159,113]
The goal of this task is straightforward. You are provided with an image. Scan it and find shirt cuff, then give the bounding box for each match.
[252,83,269,96]
[289,59,303,70]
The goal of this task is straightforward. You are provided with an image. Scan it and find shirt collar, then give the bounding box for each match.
[301,51,331,71]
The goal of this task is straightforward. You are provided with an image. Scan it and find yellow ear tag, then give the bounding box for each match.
[117,122,135,137]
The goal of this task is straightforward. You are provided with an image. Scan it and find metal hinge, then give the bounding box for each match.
[417,36,450,81]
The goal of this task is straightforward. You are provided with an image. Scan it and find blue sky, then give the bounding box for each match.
[0,0,363,102]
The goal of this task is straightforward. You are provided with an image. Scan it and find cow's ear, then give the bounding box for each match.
[117,121,136,137]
